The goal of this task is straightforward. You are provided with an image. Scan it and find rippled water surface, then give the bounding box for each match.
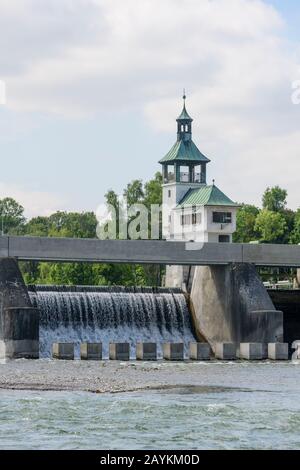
[1,363,300,449]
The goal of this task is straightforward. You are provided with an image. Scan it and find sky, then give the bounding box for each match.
[0,0,299,218]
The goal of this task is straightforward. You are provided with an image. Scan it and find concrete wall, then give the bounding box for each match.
[269,289,300,356]
[165,265,185,288]
[190,263,283,349]
[0,258,39,358]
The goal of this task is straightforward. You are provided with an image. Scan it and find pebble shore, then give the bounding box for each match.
[0,359,297,394]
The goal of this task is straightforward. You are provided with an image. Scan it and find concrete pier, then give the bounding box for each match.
[190,263,283,352]
[136,342,157,361]
[239,343,263,360]
[215,343,237,360]
[52,343,74,360]
[0,307,39,359]
[80,342,102,360]
[268,343,289,360]
[163,343,184,361]
[109,343,130,360]
[0,258,39,359]
[189,342,211,360]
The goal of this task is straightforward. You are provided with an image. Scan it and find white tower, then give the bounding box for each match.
[159,94,238,244]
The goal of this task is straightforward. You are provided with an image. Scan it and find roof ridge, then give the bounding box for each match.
[177,187,195,206]
[176,184,238,207]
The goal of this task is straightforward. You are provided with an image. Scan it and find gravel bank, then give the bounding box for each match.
[0,359,298,393]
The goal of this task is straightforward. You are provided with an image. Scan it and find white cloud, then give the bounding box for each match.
[1,0,287,116]
[0,182,68,218]
[0,0,299,209]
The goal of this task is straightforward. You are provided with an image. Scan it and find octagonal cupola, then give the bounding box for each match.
[159,93,210,186]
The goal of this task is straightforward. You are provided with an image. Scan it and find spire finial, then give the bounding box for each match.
[212,179,215,186]
[183,88,186,102]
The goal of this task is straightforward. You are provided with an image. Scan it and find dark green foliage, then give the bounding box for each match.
[15,172,163,286]
[233,204,260,243]
[0,197,25,234]
[262,186,287,212]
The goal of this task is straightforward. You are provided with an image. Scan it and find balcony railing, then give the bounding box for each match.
[180,172,205,183]
[164,172,206,183]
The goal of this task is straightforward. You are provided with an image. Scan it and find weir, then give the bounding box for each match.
[28,285,196,359]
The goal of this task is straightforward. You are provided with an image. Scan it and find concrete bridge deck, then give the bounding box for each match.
[0,235,300,267]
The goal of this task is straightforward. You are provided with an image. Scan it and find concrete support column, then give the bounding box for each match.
[0,258,39,359]
[190,263,283,351]
[165,265,185,288]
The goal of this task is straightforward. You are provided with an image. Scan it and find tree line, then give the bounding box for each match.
[0,173,162,286]
[0,175,299,286]
[233,186,300,244]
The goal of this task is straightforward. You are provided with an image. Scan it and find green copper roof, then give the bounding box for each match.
[177,103,193,121]
[177,185,239,207]
[159,139,210,164]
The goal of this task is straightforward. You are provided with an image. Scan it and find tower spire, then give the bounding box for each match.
[176,90,193,141]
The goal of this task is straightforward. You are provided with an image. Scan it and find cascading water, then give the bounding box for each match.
[28,286,196,358]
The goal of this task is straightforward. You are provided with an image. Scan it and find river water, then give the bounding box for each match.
[0,362,300,449]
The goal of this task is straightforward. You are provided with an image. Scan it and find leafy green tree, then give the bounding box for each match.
[262,186,287,212]
[143,172,162,207]
[254,209,287,243]
[20,211,98,284]
[290,209,300,244]
[48,211,97,238]
[37,262,103,285]
[20,261,42,285]
[233,204,260,243]
[105,189,119,213]
[100,263,145,286]
[123,180,144,207]
[281,208,295,243]
[102,189,123,239]
[142,172,163,285]
[0,197,25,234]
[23,216,50,237]
[261,187,295,243]
[101,174,164,286]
